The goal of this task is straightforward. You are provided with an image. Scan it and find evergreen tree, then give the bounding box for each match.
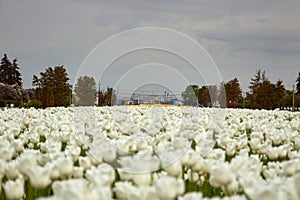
[33,65,71,107]
[11,59,22,87]
[0,54,22,86]
[249,79,285,110]
[248,69,268,108]
[52,66,71,106]
[0,54,11,84]
[225,78,242,103]
[249,69,261,94]
[255,80,274,109]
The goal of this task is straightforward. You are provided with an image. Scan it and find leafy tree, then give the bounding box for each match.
[249,79,285,110]
[0,84,19,100]
[224,78,242,104]
[255,80,275,109]
[181,85,199,106]
[0,54,22,87]
[33,65,71,107]
[97,87,116,106]
[197,86,218,107]
[74,76,97,106]
[34,86,55,107]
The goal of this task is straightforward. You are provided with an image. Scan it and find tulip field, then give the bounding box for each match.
[0,106,300,200]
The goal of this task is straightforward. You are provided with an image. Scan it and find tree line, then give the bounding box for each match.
[182,69,299,109]
[0,53,299,109]
[73,75,116,106]
[0,54,115,108]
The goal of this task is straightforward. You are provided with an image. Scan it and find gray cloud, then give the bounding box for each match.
[0,0,299,91]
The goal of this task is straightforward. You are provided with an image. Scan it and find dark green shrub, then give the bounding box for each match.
[244,100,251,108]
[28,99,42,109]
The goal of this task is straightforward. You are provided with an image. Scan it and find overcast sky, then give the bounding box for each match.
[0,0,299,94]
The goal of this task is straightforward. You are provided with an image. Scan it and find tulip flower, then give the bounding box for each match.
[3,175,24,200]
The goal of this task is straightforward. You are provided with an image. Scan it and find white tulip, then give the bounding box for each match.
[37,154,50,166]
[119,150,160,173]
[48,163,60,180]
[29,132,39,144]
[163,160,182,178]
[40,140,62,153]
[27,166,51,189]
[114,181,141,200]
[250,188,278,200]
[226,141,236,157]
[266,146,278,160]
[0,140,14,161]
[282,161,296,177]
[85,166,114,187]
[218,134,231,149]
[3,175,24,200]
[97,163,115,185]
[78,156,91,170]
[294,137,300,150]
[278,144,289,158]
[117,170,132,181]
[5,131,14,142]
[139,186,158,200]
[192,156,207,173]
[155,176,184,199]
[181,149,196,167]
[209,163,235,187]
[85,151,102,166]
[131,173,152,186]
[56,157,73,178]
[17,153,37,176]
[75,133,90,147]
[223,179,239,195]
[294,159,300,172]
[12,139,24,153]
[5,161,20,180]
[72,166,84,178]
[178,192,203,200]
[93,187,112,200]
[52,178,106,200]
[88,138,116,163]
[207,149,225,161]
[64,145,81,162]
